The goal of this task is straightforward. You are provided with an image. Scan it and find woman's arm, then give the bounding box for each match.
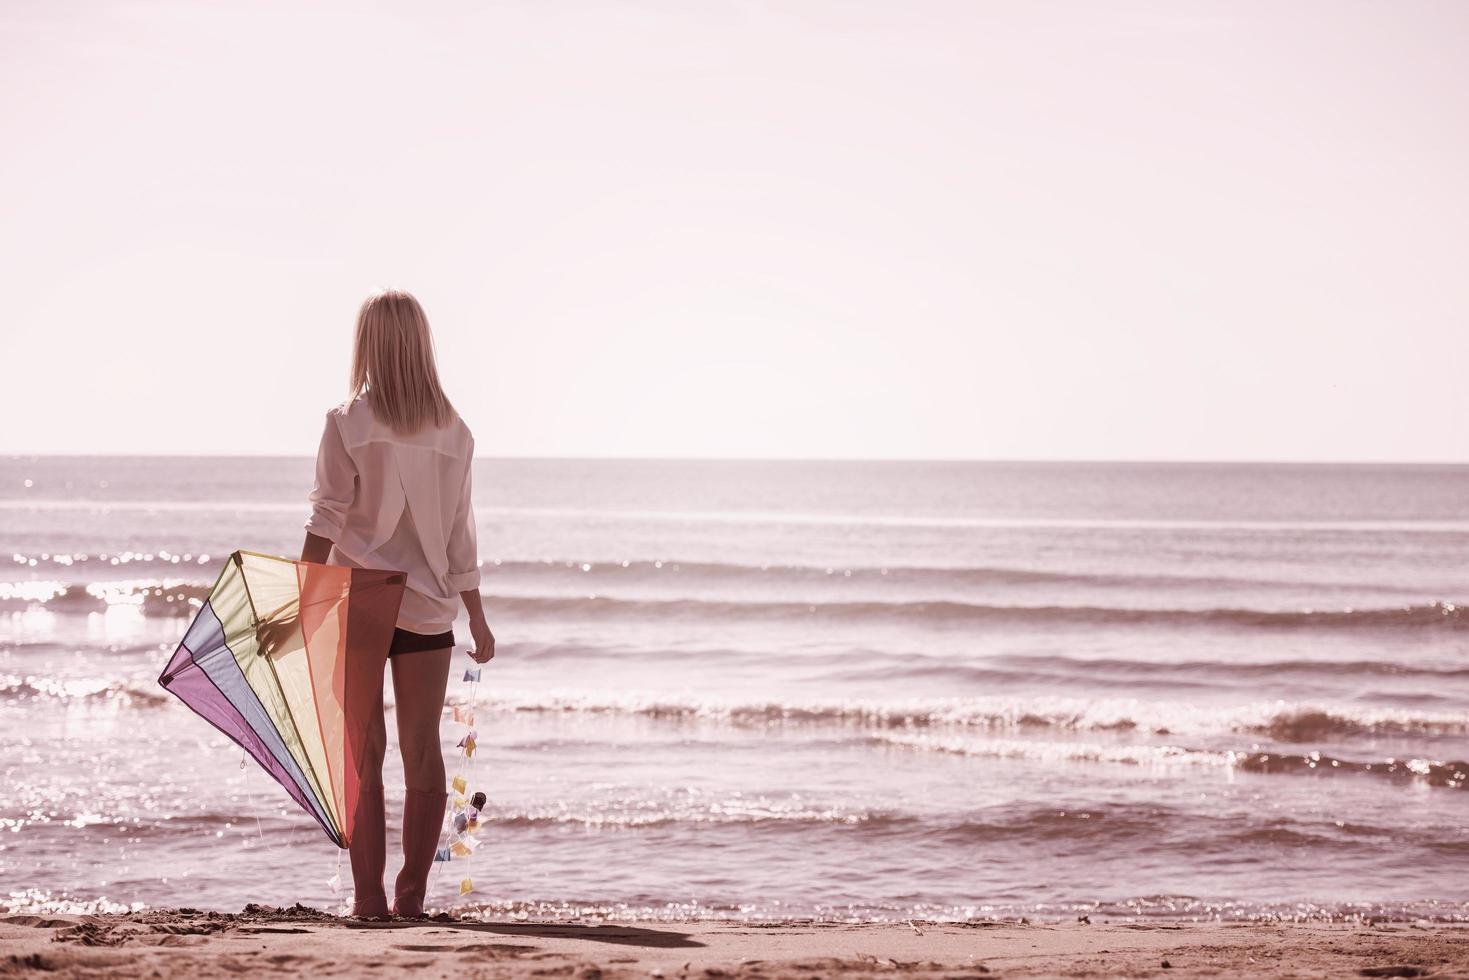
[461,588,495,663]
[447,439,494,663]
[303,409,356,561]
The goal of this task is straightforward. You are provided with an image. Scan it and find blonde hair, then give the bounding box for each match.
[349,289,455,433]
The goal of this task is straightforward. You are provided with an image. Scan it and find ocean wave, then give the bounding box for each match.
[12,580,1465,632]
[474,558,1428,596]
[0,639,163,659]
[5,887,1465,924]
[465,507,1469,533]
[461,690,1469,741]
[373,894,1469,924]
[922,804,1469,851]
[983,653,1469,681]
[31,795,1467,856]
[479,797,899,830]
[47,659,1467,743]
[831,657,1469,698]
[465,643,1469,699]
[469,594,1469,631]
[6,550,1445,594]
[11,499,1469,532]
[0,580,205,616]
[0,673,168,707]
[877,734,1468,788]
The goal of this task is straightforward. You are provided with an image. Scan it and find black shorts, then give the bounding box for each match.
[387,627,455,657]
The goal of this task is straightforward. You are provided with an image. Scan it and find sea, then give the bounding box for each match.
[1,457,1466,923]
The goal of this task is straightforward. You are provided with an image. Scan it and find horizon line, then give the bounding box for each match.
[4,452,1469,468]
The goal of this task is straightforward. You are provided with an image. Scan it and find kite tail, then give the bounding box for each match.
[428,657,486,908]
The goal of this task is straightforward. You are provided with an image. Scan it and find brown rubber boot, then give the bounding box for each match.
[349,784,390,919]
[391,788,447,918]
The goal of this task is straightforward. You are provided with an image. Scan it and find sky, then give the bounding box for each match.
[2,0,1467,461]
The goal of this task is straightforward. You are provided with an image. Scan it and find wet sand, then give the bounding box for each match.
[2,907,1466,978]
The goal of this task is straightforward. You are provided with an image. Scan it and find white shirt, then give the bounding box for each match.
[303,394,480,634]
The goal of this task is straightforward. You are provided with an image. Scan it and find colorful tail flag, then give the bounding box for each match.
[158,550,405,848]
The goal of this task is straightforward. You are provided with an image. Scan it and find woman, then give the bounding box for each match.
[300,288,495,919]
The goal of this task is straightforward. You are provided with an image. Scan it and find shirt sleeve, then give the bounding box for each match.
[303,409,357,542]
[444,438,481,593]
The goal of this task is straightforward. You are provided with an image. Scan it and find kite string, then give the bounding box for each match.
[237,745,305,857]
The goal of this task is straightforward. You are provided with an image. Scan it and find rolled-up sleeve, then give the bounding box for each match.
[304,410,356,542]
[444,442,481,593]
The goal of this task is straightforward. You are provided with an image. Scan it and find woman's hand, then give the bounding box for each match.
[468,616,496,664]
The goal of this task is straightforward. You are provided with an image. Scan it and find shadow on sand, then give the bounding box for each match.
[342,917,706,949]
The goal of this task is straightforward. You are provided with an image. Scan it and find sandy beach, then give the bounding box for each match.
[2,907,1466,979]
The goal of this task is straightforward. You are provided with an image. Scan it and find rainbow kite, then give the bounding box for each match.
[159,550,405,847]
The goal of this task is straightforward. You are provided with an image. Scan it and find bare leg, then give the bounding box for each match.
[348,682,389,918]
[391,647,452,792]
[389,647,452,916]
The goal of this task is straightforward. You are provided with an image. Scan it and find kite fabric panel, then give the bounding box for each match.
[158,550,405,847]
